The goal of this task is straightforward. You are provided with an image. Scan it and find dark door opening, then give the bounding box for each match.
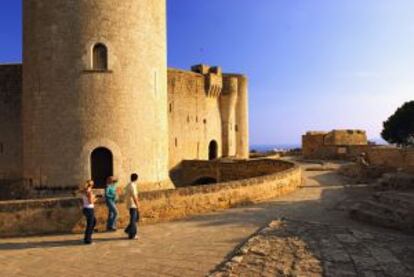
[192,177,217,186]
[91,147,113,188]
[209,140,218,160]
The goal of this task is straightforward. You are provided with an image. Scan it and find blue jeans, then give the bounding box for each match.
[105,199,118,230]
[124,208,139,239]
[83,208,96,244]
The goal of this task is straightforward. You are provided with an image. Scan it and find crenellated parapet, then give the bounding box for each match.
[191,64,223,98]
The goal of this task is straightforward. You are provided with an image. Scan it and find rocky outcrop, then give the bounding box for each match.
[350,191,414,234]
[210,219,414,277]
[374,173,414,191]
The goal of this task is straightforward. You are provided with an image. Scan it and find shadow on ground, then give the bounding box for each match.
[0,237,128,251]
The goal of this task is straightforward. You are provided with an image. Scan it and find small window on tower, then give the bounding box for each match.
[0,143,3,154]
[93,43,108,70]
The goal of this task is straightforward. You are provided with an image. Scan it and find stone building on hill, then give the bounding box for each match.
[0,0,249,191]
[302,130,368,159]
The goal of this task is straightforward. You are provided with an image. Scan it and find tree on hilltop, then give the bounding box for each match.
[381,101,414,147]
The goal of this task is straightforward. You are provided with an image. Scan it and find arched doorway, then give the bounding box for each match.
[209,140,218,160]
[91,147,113,188]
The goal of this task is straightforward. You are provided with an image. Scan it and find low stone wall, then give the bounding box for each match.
[171,159,292,186]
[0,178,82,201]
[0,160,302,237]
[367,147,414,174]
[302,144,371,160]
[302,144,414,174]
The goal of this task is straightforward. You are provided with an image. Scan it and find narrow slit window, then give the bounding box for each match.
[93,43,108,70]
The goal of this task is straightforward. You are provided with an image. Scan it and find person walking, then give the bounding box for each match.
[105,176,119,231]
[124,173,140,240]
[81,180,96,245]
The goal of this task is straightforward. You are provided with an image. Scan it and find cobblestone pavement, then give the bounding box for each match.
[0,161,411,277]
[210,219,414,277]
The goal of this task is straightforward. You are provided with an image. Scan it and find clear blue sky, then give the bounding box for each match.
[1,1,413,145]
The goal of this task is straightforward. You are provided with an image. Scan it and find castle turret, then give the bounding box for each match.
[220,77,238,157]
[22,0,171,190]
[235,76,249,159]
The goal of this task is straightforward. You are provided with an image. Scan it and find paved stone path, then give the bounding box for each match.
[210,219,414,277]
[0,161,412,276]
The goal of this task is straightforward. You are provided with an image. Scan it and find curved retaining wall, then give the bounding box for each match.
[170,159,293,186]
[0,160,302,237]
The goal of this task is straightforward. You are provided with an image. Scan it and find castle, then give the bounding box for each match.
[302,130,368,159]
[0,0,249,191]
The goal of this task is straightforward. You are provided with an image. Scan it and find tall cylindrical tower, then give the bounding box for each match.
[22,0,171,190]
[235,76,249,159]
[220,76,238,157]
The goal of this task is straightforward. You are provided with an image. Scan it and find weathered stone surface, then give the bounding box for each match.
[0,64,22,181]
[210,219,414,277]
[302,129,368,160]
[375,172,414,191]
[350,190,414,234]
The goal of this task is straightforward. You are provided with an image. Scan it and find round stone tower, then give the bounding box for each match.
[22,0,171,190]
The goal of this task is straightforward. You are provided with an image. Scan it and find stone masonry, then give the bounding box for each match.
[0,0,250,192]
[211,219,414,277]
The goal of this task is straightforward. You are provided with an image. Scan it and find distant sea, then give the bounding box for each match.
[250,144,300,152]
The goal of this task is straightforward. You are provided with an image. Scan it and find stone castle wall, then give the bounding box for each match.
[22,0,170,190]
[302,129,414,173]
[324,130,367,145]
[0,2,250,191]
[0,159,301,237]
[167,68,249,170]
[302,130,368,159]
[0,65,250,191]
[167,68,223,169]
[0,64,22,180]
[368,147,414,174]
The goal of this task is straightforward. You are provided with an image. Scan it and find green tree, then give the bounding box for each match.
[381,101,414,146]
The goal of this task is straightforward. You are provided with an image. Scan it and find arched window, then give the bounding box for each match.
[209,140,218,160]
[93,43,108,70]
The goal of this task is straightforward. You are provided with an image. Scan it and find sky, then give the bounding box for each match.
[1,1,413,145]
